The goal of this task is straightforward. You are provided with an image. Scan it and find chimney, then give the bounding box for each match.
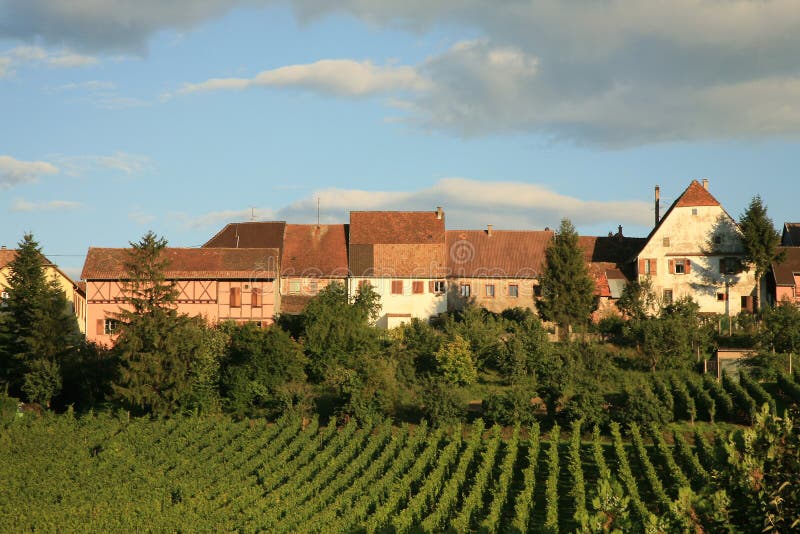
[654,185,660,226]
[702,178,709,190]
[487,224,493,237]
[435,206,443,220]
[618,225,623,238]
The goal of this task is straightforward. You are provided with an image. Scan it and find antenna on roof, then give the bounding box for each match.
[250,207,256,222]
[316,196,320,227]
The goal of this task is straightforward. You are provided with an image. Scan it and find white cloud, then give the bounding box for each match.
[51,151,152,177]
[181,178,652,232]
[175,207,278,229]
[0,56,10,77]
[174,59,428,98]
[0,155,59,189]
[11,198,81,212]
[2,45,97,70]
[58,80,116,91]
[128,208,156,225]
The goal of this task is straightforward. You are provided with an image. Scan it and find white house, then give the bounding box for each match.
[636,180,757,315]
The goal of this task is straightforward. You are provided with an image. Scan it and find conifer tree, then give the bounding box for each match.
[537,219,597,338]
[0,233,81,406]
[739,196,784,310]
[112,231,207,416]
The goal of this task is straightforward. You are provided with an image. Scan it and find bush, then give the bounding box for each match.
[614,381,672,427]
[562,389,608,428]
[421,379,466,427]
[483,387,537,426]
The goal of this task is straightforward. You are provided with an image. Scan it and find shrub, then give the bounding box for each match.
[421,378,467,427]
[483,387,537,426]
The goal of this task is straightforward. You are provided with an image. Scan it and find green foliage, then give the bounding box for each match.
[739,195,784,285]
[433,335,477,386]
[483,386,536,427]
[327,355,401,423]
[300,282,382,381]
[420,378,466,426]
[616,277,656,320]
[441,305,504,370]
[220,322,306,417]
[0,233,82,406]
[616,380,672,427]
[760,300,800,355]
[562,388,608,428]
[538,218,598,336]
[57,342,118,409]
[394,318,442,383]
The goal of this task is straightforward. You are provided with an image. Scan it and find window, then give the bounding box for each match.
[358,280,371,291]
[309,280,319,294]
[431,280,446,294]
[0,290,8,308]
[720,257,740,274]
[460,284,471,298]
[663,289,673,304]
[230,287,241,308]
[741,295,754,313]
[251,288,261,308]
[508,284,519,298]
[533,284,542,297]
[639,258,657,276]
[663,237,670,247]
[692,208,698,215]
[485,284,495,297]
[412,281,424,294]
[670,258,691,275]
[392,280,404,294]
[104,319,119,335]
[289,280,301,294]
[253,320,264,328]
[717,292,728,302]
[714,236,722,245]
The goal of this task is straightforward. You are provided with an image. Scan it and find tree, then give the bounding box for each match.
[433,335,477,386]
[760,299,800,355]
[739,196,784,310]
[112,232,216,416]
[616,277,655,320]
[538,219,597,338]
[0,233,81,406]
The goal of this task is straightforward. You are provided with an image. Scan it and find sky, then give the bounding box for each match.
[1,1,799,279]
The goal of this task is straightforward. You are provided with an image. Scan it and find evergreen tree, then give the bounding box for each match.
[0,233,81,406]
[739,196,784,309]
[537,219,597,338]
[112,232,212,416]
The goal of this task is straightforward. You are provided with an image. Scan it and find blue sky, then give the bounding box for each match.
[2,1,799,279]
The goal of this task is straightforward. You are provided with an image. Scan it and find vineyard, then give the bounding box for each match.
[2,368,799,532]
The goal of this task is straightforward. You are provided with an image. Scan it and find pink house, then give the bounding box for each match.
[81,247,279,345]
[769,247,800,306]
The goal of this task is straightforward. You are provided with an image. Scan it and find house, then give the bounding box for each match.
[81,247,279,345]
[348,208,448,328]
[767,247,800,305]
[446,227,552,313]
[280,224,349,314]
[782,223,800,246]
[579,230,646,319]
[635,180,757,315]
[0,247,87,333]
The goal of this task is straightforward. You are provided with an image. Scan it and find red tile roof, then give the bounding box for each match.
[350,211,445,244]
[281,224,348,277]
[81,247,279,280]
[203,221,286,249]
[0,249,76,285]
[772,247,800,286]
[674,180,721,208]
[446,230,553,278]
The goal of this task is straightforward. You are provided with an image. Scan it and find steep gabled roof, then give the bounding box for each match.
[579,236,645,294]
[81,247,279,280]
[0,248,77,286]
[281,224,349,277]
[446,229,552,278]
[782,223,800,246]
[772,247,800,286]
[350,211,445,244]
[203,221,286,249]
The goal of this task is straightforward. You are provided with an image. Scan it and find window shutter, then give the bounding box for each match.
[230,287,241,307]
[251,288,261,308]
[638,259,645,274]
[429,281,435,293]
[719,258,725,273]
[96,319,104,335]
[650,259,657,275]
[668,259,675,273]
[684,259,691,274]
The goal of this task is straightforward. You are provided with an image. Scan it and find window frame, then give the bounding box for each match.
[391,280,404,295]
[663,289,673,304]
[104,318,120,335]
[485,284,495,298]
[433,280,446,294]
[460,284,471,298]
[412,280,424,294]
[508,284,519,298]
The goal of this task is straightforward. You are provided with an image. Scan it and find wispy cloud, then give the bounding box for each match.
[11,198,82,212]
[170,59,428,99]
[0,155,59,189]
[50,151,152,177]
[179,178,652,232]
[1,45,98,76]
[128,208,156,225]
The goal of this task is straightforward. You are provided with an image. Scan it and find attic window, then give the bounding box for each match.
[714,236,722,245]
[692,208,698,215]
[662,237,670,247]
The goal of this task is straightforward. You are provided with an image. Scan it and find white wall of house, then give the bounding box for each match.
[638,204,757,315]
[348,277,447,328]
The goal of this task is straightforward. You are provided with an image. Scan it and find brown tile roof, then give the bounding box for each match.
[579,236,647,266]
[281,224,348,277]
[674,180,721,208]
[782,223,800,246]
[81,247,279,280]
[203,221,286,249]
[350,211,445,245]
[446,230,553,278]
[772,247,800,286]
[0,249,76,285]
